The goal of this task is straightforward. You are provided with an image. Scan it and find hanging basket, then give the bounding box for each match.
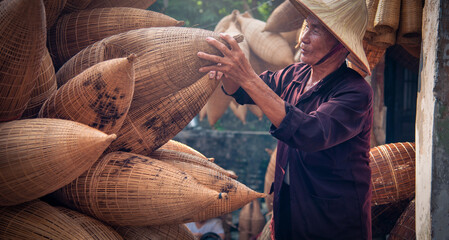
[215,12,235,33]
[57,207,123,240]
[160,140,208,160]
[264,147,276,213]
[363,40,387,72]
[43,0,67,28]
[365,0,380,39]
[388,199,416,240]
[399,0,423,39]
[229,99,248,125]
[263,0,304,33]
[0,200,96,239]
[63,0,92,13]
[370,142,416,205]
[21,48,57,119]
[48,7,184,68]
[250,199,266,237]
[0,0,46,121]
[374,0,401,34]
[371,30,397,48]
[53,151,222,226]
[115,224,195,240]
[207,82,233,126]
[0,118,116,206]
[150,149,264,222]
[258,213,273,240]
[39,56,136,135]
[248,104,264,120]
[86,0,157,10]
[239,203,252,240]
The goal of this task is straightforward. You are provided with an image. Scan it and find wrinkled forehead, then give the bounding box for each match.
[305,15,324,29]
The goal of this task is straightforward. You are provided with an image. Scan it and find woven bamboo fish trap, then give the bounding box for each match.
[0,200,95,239]
[57,207,123,240]
[264,147,276,213]
[374,0,401,34]
[249,47,286,75]
[239,203,252,240]
[370,142,416,206]
[362,40,387,72]
[230,99,248,125]
[365,0,380,40]
[39,56,136,135]
[372,30,396,48]
[0,118,116,206]
[48,8,184,69]
[397,0,423,48]
[199,104,208,121]
[388,199,416,240]
[107,74,219,155]
[115,224,195,240]
[0,0,46,121]
[54,151,222,226]
[371,199,410,237]
[263,0,304,33]
[43,0,67,28]
[86,0,157,10]
[251,200,266,237]
[280,29,300,52]
[248,104,264,120]
[236,14,294,67]
[214,12,234,33]
[258,213,272,240]
[56,27,242,105]
[207,82,233,126]
[160,140,208,160]
[63,0,92,13]
[150,148,237,180]
[150,149,264,222]
[21,48,57,119]
[225,16,251,59]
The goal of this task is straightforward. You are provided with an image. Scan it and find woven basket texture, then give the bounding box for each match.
[87,0,157,10]
[370,142,415,206]
[388,199,415,240]
[264,147,276,213]
[258,214,272,240]
[48,8,184,69]
[263,0,304,33]
[280,29,300,51]
[238,203,251,240]
[115,224,195,240]
[0,0,46,121]
[374,0,401,34]
[150,149,264,222]
[363,40,387,72]
[236,14,294,67]
[43,0,66,29]
[39,56,136,135]
[250,200,266,237]
[0,200,95,239]
[54,151,221,226]
[207,82,233,126]
[365,0,380,38]
[225,19,251,59]
[199,104,208,121]
[21,48,57,119]
[0,118,116,206]
[57,207,123,240]
[229,99,247,124]
[63,0,92,13]
[214,12,234,33]
[56,27,241,105]
[160,140,208,160]
[107,74,219,155]
[371,199,410,237]
[399,0,422,38]
[150,148,237,180]
[249,47,287,75]
[372,30,396,48]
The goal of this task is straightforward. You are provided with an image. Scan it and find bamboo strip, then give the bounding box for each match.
[388,199,416,240]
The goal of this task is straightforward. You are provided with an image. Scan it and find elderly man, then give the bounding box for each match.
[198,0,373,239]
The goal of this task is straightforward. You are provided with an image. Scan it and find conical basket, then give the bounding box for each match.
[238,203,252,240]
[115,224,195,240]
[39,56,136,135]
[258,214,273,240]
[150,149,265,222]
[56,27,242,105]
[280,29,300,52]
[150,148,237,180]
[43,0,66,28]
[264,147,276,212]
[249,47,286,75]
[0,0,46,121]
[214,12,234,33]
[21,48,57,119]
[199,104,208,121]
[370,142,415,205]
[54,151,222,226]
[388,199,415,240]
[263,0,304,33]
[48,7,184,68]
[248,104,264,121]
[207,82,233,126]
[87,0,157,9]
[250,199,266,237]
[0,200,95,239]
[365,0,380,39]
[236,14,294,67]
[63,0,92,13]
[229,99,247,125]
[107,74,219,155]
[372,30,396,48]
[374,0,401,34]
[0,118,116,206]
[57,207,123,240]
[160,140,208,160]
[398,0,423,39]
[363,40,387,71]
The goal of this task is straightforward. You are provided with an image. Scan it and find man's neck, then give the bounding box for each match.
[309,58,345,83]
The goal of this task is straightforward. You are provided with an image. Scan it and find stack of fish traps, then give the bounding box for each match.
[0,0,265,239]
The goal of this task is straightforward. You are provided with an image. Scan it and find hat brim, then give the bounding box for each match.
[289,0,371,76]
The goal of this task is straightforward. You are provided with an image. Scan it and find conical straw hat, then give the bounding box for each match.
[289,0,371,75]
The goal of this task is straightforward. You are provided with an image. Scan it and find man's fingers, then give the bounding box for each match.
[197,51,224,65]
[206,36,232,57]
[220,33,242,53]
[216,71,224,80]
[209,71,216,79]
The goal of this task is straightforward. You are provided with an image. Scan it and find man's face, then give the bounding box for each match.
[299,16,339,65]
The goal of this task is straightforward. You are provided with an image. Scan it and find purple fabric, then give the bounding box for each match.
[230,63,373,239]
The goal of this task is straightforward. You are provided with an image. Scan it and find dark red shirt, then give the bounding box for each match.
[230,62,373,239]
